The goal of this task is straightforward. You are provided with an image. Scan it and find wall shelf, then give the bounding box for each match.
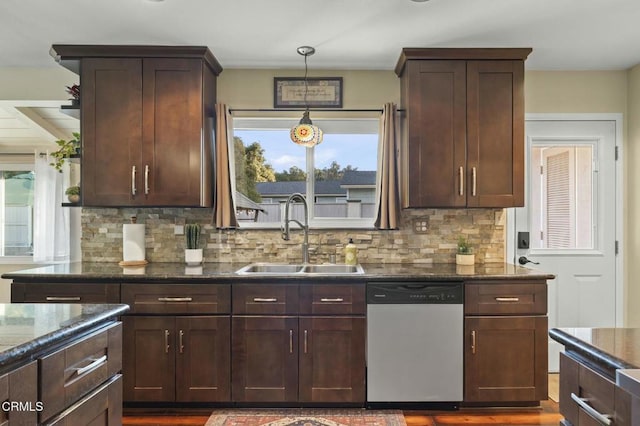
[60,105,80,119]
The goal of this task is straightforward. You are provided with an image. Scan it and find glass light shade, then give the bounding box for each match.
[290,111,323,147]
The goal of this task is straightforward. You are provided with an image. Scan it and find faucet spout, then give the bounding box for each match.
[282,193,310,263]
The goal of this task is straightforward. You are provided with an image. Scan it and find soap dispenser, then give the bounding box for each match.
[344,238,357,265]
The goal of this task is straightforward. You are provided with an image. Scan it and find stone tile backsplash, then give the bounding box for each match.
[81,208,505,264]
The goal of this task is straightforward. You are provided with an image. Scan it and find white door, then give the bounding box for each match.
[509,117,620,372]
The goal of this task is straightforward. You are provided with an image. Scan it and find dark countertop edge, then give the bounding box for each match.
[0,304,129,371]
[549,328,638,371]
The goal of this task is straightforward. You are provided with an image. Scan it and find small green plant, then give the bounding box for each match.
[65,185,80,196]
[457,236,472,254]
[50,132,81,172]
[185,223,201,249]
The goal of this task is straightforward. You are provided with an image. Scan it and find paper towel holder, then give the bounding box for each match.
[119,216,149,267]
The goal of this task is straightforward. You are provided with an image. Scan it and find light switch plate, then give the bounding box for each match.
[413,218,429,234]
[174,225,184,235]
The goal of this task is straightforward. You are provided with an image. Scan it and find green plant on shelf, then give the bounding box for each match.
[457,236,472,254]
[185,223,201,249]
[64,185,80,196]
[50,132,80,172]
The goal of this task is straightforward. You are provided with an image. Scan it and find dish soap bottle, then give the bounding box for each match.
[345,238,357,265]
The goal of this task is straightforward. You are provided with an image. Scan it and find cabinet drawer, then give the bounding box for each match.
[43,374,122,426]
[121,283,230,314]
[299,284,365,315]
[11,282,120,303]
[40,322,122,422]
[232,284,298,314]
[465,282,546,315]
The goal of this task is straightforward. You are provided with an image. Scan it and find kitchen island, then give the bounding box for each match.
[0,303,128,425]
[3,262,552,409]
[550,328,640,425]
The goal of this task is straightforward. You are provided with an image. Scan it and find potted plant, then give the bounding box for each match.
[65,185,80,204]
[456,236,474,265]
[50,132,81,172]
[185,223,203,265]
[66,84,80,106]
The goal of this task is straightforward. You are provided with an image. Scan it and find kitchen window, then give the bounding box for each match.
[0,161,35,259]
[232,117,379,228]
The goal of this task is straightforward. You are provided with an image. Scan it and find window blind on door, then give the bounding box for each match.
[546,151,571,248]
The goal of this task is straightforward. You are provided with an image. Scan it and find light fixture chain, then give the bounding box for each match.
[303,53,309,110]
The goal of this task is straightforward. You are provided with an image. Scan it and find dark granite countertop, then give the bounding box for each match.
[1,261,553,283]
[549,327,640,372]
[0,303,129,371]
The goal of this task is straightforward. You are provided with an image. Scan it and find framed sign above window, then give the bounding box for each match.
[274,77,343,108]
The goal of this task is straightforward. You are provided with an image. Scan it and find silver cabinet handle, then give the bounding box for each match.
[471,330,476,354]
[320,298,344,302]
[253,298,277,302]
[46,296,81,301]
[157,297,193,302]
[495,297,520,302]
[304,329,308,354]
[131,165,137,195]
[144,164,150,195]
[570,393,612,425]
[164,330,170,353]
[76,355,107,376]
[179,330,184,354]
[472,167,477,196]
[459,166,464,196]
[289,329,293,353]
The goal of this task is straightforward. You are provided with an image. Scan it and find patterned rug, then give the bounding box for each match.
[205,409,407,426]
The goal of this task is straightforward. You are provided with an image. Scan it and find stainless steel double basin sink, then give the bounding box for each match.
[235,262,364,275]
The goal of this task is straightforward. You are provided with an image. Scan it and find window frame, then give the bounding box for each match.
[0,160,35,263]
[232,116,380,230]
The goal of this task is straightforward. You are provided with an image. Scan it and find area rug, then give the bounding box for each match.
[205,409,407,426]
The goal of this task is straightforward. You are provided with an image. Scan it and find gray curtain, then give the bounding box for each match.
[374,102,400,230]
[214,103,239,229]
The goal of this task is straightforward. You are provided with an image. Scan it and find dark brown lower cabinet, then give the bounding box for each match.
[123,315,230,402]
[464,316,548,402]
[0,361,38,425]
[232,316,365,404]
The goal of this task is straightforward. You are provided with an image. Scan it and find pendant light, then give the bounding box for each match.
[290,46,323,147]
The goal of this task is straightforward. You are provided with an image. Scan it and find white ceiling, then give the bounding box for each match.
[1,0,640,153]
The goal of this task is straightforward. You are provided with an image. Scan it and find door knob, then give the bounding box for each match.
[518,256,539,265]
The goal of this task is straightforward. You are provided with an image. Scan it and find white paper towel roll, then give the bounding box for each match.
[123,223,146,262]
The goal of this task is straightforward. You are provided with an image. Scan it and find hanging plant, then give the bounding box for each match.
[50,132,81,172]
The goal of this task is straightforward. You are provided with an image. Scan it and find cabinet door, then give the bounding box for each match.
[142,58,205,206]
[0,361,37,425]
[402,60,466,208]
[466,60,525,207]
[122,316,175,402]
[231,316,298,402]
[298,317,365,403]
[175,316,230,402]
[82,58,143,206]
[464,316,547,402]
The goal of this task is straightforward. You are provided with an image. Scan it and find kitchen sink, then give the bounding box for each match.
[235,262,364,275]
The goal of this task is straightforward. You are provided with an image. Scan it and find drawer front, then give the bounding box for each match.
[12,282,120,303]
[232,284,298,314]
[121,283,230,314]
[299,284,365,315]
[43,374,122,426]
[559,352,615,426]
[465,281,547,315]
[40,322,122,422]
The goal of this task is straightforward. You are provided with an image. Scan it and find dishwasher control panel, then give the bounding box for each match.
[366,282,463,304]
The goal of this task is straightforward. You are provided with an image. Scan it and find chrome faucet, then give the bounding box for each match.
[282,193,310,264]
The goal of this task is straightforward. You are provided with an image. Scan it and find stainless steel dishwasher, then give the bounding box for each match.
[366,281,463,408]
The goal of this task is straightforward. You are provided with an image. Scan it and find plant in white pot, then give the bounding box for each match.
[456,236,475,265]
[185,223,203,265]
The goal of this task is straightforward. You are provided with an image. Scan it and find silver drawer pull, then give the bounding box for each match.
[320,298,344,302]
[570,393,612,425]
[76,355,107,376]
[495,297,520,302]
[46,296,81,301]
[253,298,277,302]
[157,297,193,302]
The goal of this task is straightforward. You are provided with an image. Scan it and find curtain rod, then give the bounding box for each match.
[229,108,404,113]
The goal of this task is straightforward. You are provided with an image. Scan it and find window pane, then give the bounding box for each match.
[233,118,379,226]
[530,145,593,249]
[2,170,35,256]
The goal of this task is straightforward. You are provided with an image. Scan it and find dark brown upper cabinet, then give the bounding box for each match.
[50,45,222,207]
[395,48,531,208]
